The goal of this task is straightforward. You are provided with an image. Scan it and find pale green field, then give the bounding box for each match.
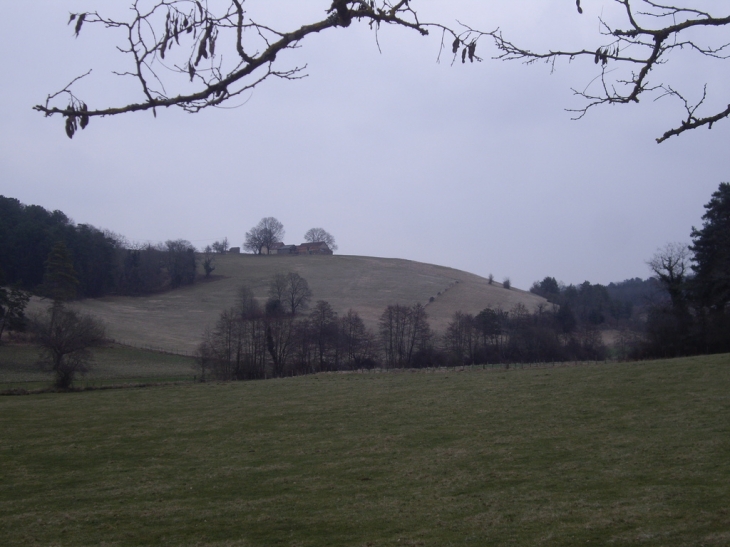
[0,343,195,390]
[27,254,547,354]
[1,354,728,546]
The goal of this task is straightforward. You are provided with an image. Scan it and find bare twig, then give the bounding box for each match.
[487,0,730,143]
[36,1,471,138]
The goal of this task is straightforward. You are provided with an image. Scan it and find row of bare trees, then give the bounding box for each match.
[195,278,378,381]
[196,275,609,381]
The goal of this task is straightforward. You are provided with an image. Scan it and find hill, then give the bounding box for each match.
[29,254,548,353]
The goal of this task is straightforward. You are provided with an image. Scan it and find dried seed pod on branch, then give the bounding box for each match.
[34,1,485,139]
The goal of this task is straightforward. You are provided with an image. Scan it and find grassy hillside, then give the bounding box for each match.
[1,354,728,546]
[28,254,547,353]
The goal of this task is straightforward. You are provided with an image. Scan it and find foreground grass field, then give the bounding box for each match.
[1,354,729,546]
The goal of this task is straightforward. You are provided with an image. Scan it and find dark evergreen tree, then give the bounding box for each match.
[530,276,561,301]
[690,182,730,352]
[691,183,730,312]
[38,241,79,303]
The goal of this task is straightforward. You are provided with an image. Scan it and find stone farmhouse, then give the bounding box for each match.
[263,241,333,255]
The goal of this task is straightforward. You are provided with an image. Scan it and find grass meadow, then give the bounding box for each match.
[0,343,195,391]
[0,353,728,546]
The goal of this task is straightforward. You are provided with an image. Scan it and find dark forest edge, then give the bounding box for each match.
[0,195,201,298]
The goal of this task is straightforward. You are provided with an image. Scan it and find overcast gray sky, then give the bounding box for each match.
[1,1,727,289]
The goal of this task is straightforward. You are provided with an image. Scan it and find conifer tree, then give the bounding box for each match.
[39,241,79,303]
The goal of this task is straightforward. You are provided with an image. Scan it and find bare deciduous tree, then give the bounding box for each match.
[202,245,216,277]
[244,217,284,255]
[268,272,312,315]
[340,309,377,369]
[488,1,730,143]
[444,311,476,366]
[379,303,432,368]
[211,237,229,254]
[647,242,690,309]
[308,300,339,371]
[30,304,107,389]
[303,228,338,251]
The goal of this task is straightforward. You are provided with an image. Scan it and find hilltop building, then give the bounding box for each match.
[261,241,333,255]
[295,242,333,255]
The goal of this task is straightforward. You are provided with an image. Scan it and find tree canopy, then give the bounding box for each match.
[30,304,107,389]
[304,228,337,251]
[244,217,285,255]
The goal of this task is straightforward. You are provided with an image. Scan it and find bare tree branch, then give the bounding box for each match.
[488,0,730,143]
[38,1,728,143]
[35,1,482,138]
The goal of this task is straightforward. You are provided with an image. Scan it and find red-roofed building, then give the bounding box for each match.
[295,242,333,255]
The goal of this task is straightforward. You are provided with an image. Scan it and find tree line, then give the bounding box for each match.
[195,273,611,382]
[529,276,661,332]
[529,183,730,360]
[0,195,201,298]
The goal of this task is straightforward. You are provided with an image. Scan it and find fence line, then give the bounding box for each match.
[105,339,609,373]
[109,339,194,358]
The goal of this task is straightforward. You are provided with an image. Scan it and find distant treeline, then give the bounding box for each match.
[0,196,197,297]
[529,182,730,359]
[529,276,664,328]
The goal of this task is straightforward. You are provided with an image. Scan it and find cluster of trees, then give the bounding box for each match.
[0,196,200,298]
[117,239,197,294]
[196,273,377,380]
[639,183,730,357]
[244,217,285,255]
[243,217,337,254]
[443,305,606,367]
[528,182,730,359]
[529,276,656,330]
[0,196,122,297]
[23,239,107,389]
[196,273,611,382]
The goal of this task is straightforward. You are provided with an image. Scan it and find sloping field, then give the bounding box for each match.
[1,355,728,546]
[29,254,547,353]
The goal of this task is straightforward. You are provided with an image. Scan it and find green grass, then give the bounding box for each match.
[0,343,195,390]
[1,354,729,546]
